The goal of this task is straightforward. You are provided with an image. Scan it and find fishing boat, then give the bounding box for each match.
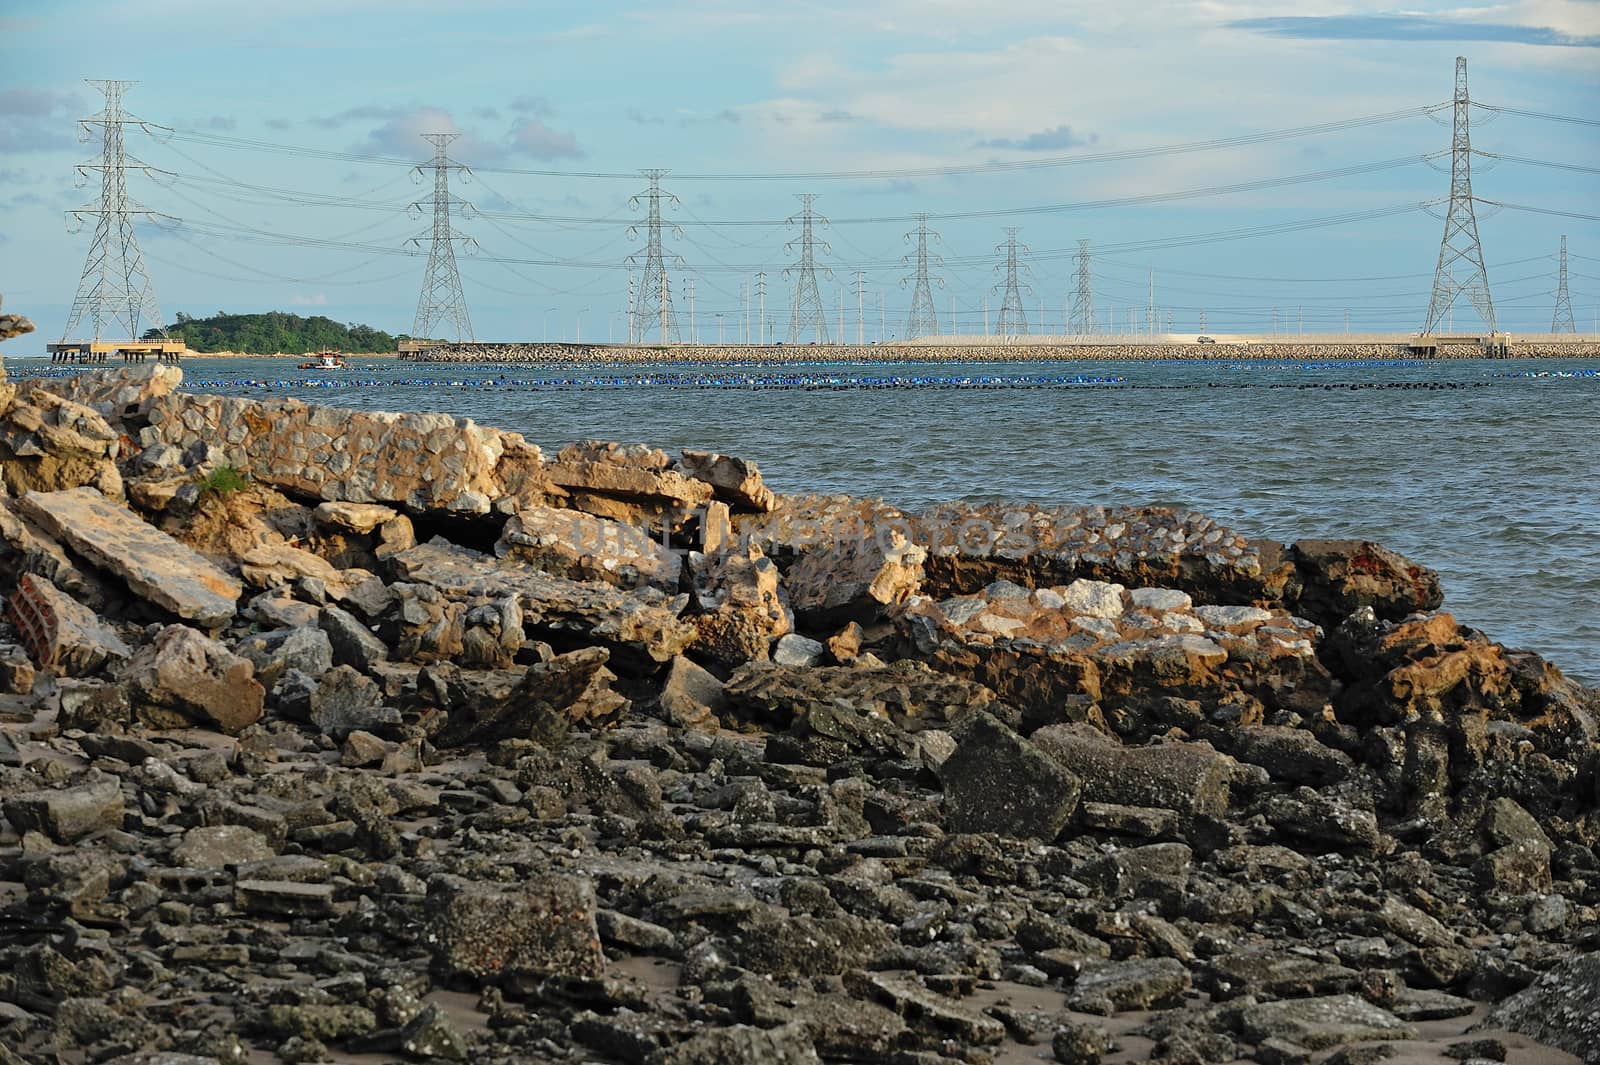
[297,350,348,370]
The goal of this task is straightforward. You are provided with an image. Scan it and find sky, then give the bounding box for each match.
[2,0,1597,345]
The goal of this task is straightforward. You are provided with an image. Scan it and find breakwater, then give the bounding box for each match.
[410,339,1600,364]
[0,363,1595,1064]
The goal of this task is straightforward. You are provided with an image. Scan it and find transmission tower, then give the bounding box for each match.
[902,213,943,338]
[408,133,475,341]
[785,194,831,343]
[993,228,1031,335]
[61,80,165,342]
[626,170,682,343]
[1422,57,1495,335]
[1552,235,1576,333]
[1070,239,1095,335]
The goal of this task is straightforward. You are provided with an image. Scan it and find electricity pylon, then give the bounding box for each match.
[409,133,475,341]
[61,80,166,341]
[785,194,831,343]
[1422,56,1495,335]
[627,170,682,343]
[1552,235,1575,333]
[902,213,943,338]
[994,228,1031,336]
[1070,239,1095,336]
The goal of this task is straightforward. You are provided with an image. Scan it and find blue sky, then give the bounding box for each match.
[2,0,1597,343]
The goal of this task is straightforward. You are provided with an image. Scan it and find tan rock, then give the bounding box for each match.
[32,363,182,423]
[680,448,777,512]
[19,487,242,628]
[119,623,265,734]
[497,504,682,592]
[689,543,790,665]
[240,542,351,598]
[786,527,926,625]
[659,655,727,728]
[546,440,713,519]
[314,500,399,534]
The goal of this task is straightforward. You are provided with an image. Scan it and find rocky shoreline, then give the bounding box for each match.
[408,341,1600,365]
[0,357,1594,1065]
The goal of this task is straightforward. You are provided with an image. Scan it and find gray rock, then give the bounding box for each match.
[659,654,727,727]
[1478,952,1600,1064]
[317,604,390,673]
[172,825,275,869]
[772,633,825,667]
[309,665,396,739]
[3,776,123,842]
[938,711,1082,840]
[1032,724,1233,827]
[234,626,332,687]
[1239,995,1416,1050]
[648,1022,820,1065]
[1230,725,1352,786]
[234,879,336,918]
[1065,958,1191,1015]
[424,873,605,981]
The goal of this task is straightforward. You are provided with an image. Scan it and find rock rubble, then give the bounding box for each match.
[0,365,1592,1065]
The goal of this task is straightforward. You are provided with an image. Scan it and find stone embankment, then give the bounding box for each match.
[410,340,1600,365]
[0,360,1595,1065]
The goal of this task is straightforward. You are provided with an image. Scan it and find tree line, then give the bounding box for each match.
[145,311,398,354]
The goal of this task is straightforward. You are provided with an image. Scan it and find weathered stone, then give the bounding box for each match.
[391,541,695,666]
[689,543,790,665]
[233,626,332,688]
[239,543,351,598]
[546,441,713,520]
[309,665,396,739]
[424,873,605,981]
[785,527,925,626]
[844,971,1005,1045]
[497,504,683,591]
[1229,725,1353,786]
[680,448,777,512]
[314,604,389,673]
[33,363,181,423]
[772,633,825,668]
[659,655,727,728]
[424,648,626,748]
[5,572,131,676]
[937,711,1082,840]
[1238,995,1416,1050]
[313,500,397,534]
[120,624,265,733]
[172,825,275,868]
[1032,724,1233,826]
[234,879,336,918]
[1077,842,1193,897]
[1475,841,1553,895]
[1065,958,1191,1015]
[2,776,123,842]
[1264,789,1383,854]
[146,392,521,513]
[1292,538,1443,626]
[19,487,242,626]
[1479,952,1600,1065]
[648,1022,820,1065]
[725,659,997,733]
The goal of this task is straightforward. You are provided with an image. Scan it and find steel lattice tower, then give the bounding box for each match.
[61,81,165,342]
[1070,239,1095,336]
[902,213,943,338]
[1552,235,1576,333]
[994,228,1031,336]
[409,133,475,341]
[1422,57,1495,335]
[626,169,682,343]
[785,194,831,343]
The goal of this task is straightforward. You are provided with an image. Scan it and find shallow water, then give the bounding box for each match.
[22,355,1599,684]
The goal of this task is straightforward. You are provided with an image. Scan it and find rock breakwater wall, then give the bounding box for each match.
[0,364,1594,1065]
[411,340,1600,364]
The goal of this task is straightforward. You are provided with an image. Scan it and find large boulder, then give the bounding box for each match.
[1032,724,1234,828]
[689,543,790,665]
[679,448,777,512]
[1291,538,1443,626]
[1478,952,1600,1065]
[0,387,124,498]
[937,711,1082,840]
[2,775,124,842]
[423,648,627,748]
[497,504,682,592]
[19,487,242,627]
[118,623,265,733]
[785,527,925,627]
